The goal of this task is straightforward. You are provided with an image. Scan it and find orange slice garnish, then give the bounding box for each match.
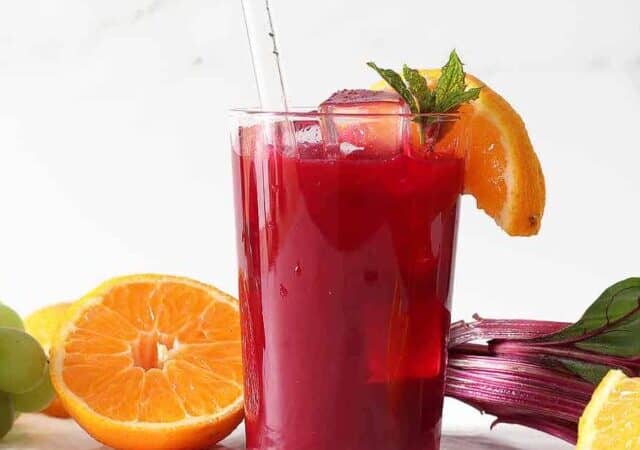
[373,70,546,236]
[50,274,243,450]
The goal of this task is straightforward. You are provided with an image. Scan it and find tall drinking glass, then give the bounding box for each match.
[231,110,465,450]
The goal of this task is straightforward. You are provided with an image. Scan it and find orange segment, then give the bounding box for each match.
[165,360,242,416]
[138,368,186,422]
[372,70,546,236]
[50,274,243,450]
[175,301,241,343]
[172,343,244,381]
[101,282,158,332]
[88,367,144,421]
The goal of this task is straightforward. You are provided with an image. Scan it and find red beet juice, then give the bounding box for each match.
[232,108,464,450]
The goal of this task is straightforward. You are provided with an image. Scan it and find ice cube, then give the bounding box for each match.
[239,119,339,160]
[293,120,322,145]
[237,121,288,158]
[319,89,410,159]
[292,119,329,159]
[321,89,406,106]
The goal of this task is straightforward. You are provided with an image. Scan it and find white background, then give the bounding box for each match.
[0,0,638,447]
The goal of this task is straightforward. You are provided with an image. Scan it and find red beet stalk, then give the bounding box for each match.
[445,317,638,444]
[448,315,569,347]
[445,279,640,444]
[445,351,585,442]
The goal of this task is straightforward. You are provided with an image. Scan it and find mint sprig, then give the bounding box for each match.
[366,62,417,112]
[402,65,434,113]
[367,50,482,116]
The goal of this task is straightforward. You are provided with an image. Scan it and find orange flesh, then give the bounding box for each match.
[437,103,508,220]
[60,281,242,423]
[42,398,70,418]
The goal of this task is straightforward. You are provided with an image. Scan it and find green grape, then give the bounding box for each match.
[0,392,15,439]
[12,364,55,413]
[0,328,47,394]
[0,304,23,330]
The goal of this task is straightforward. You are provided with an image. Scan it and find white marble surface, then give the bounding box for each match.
[0,414,570,450]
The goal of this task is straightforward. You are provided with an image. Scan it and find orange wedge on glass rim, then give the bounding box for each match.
[372,70,546,236]
[49,274,243,450]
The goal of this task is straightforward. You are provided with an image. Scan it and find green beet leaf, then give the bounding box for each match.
[557,358,616,385]
[538,277,640,358]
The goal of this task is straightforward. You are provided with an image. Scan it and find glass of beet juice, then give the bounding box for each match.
[231,90,465,450]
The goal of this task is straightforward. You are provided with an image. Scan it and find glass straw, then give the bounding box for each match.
[240,0,290,111]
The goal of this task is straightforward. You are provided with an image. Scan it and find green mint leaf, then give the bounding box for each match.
[367,51,481,115]
[434,50,466,111]
[537,278,640,358]
[367,51,482,147]
[437,87,482,113]
[366,62,417,113]
[555,358,614,385]
[402,65,433,113]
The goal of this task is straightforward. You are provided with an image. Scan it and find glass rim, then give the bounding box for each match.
[229,107,461,121]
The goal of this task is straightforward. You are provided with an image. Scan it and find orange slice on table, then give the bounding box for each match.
[576,370,640,450]
[372,70,545,236]
[25,302,72,418]
[50,274,243,450]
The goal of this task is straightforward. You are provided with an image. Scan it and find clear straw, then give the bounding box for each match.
[240,0,290,111]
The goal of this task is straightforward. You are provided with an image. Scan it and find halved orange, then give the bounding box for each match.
[50,274,243,450]
[372,70,545,236]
